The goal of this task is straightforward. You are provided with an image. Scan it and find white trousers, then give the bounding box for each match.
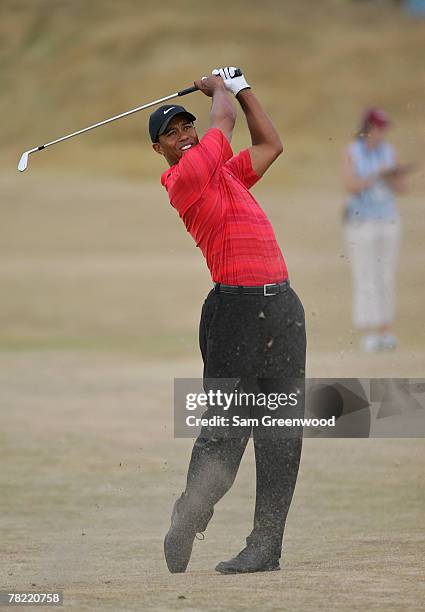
[344,219,400,329]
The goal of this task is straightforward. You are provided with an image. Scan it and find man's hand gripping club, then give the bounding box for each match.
[212,66,251,97]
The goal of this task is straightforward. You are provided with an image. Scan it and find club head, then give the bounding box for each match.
[18,151,29,172]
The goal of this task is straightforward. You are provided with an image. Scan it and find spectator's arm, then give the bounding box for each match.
[342,148,378,193]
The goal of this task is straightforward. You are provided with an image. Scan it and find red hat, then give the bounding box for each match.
[363,107,390,128]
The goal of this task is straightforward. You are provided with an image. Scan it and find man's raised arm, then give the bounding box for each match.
[212,67,283,176]
[237,89,283,176]
[194,75,236,143]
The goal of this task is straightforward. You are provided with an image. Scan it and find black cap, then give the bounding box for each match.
[149,105,196,143]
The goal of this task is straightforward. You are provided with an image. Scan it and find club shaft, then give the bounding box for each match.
[42,92,180,150]
[18,73,243,171]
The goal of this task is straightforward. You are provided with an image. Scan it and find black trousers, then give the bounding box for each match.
[183,284,306,558]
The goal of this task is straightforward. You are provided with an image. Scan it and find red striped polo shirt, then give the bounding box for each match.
[160,128,288,285]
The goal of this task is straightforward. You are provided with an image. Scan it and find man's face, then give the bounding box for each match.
[152,114,199,166]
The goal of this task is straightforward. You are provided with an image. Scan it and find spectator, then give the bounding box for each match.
[342,108,407,351]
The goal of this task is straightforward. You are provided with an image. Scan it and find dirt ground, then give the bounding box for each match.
[0,174,424,610]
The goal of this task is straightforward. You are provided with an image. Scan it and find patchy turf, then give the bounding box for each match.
[0,353,424,611]
[1,175,424,357]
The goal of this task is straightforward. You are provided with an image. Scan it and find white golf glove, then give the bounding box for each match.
[212,66,250,97]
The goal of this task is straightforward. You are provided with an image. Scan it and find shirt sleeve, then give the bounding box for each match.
[384,143,396,168]
[224,148,262,190]
[162,128,233,216]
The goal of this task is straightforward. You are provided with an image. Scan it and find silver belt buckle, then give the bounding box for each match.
[263,283,277,296]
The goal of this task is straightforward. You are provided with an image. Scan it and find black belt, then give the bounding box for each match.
[214,280,290,296]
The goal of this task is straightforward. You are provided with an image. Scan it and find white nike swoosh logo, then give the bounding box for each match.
[163,107,176,115]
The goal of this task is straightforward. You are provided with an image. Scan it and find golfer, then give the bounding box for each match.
[150,67,306,574]
[343,108,407,352]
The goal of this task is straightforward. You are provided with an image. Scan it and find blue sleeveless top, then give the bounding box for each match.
[345,139,399,222]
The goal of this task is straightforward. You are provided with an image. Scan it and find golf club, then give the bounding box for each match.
[17,69,242,172]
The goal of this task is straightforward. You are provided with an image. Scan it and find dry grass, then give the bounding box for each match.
[0,353,424,611]
[1,173,424,357]
[1,3,424,609]
[0,172,423,608]
[1,0,424,181]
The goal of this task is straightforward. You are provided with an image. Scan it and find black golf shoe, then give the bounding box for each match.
[215,545,280,574]
[164,493,213,573]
